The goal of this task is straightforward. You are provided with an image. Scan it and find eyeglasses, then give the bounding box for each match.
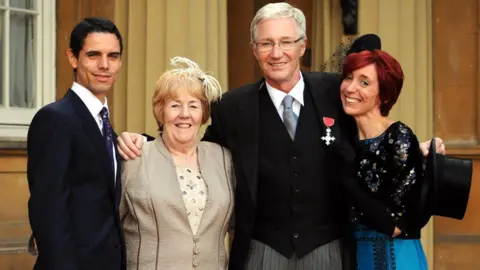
[254,37,304,52]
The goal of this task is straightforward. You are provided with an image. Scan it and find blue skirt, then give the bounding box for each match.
[353,224,428,270]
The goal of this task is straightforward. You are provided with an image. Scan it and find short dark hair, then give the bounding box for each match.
[69,17,123,58]
[342,50,404,116]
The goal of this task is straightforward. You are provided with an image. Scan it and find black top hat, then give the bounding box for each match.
[418,139,473,227]
[346,33,382,55]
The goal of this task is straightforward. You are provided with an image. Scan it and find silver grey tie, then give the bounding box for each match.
[282,95,298,140]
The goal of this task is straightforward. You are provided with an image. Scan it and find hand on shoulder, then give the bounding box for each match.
[118,132,145,160]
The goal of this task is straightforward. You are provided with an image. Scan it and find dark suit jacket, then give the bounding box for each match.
[27,90,125,270]
[203,72,358,270]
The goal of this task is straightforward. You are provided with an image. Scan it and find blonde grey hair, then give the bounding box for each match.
[167,56,223,103]
[152,56,223,130]
[250,2,306,42]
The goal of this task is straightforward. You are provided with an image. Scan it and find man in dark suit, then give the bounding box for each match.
[27,18,125,270]
[116,3,445,270]
[200,4,356,268]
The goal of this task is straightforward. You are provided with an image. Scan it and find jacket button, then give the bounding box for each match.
[193,247,200,254]
[193,259,199,266]
[293,233,299,238]
[193,236,200,242]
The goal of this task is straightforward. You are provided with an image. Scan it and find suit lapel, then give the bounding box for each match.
[67,90,116,199]
[233,81,262,206]
[152,137,200,234]
[304,72,336,118]
[196,142,220,236]
[304,72,341,136]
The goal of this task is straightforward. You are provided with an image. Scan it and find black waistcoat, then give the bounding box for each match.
[252,85,343,258]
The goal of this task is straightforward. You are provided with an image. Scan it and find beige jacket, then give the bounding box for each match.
[120,138,235,270]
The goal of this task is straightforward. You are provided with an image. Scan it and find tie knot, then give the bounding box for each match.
[282,95,294,109]
[100,107,109,119]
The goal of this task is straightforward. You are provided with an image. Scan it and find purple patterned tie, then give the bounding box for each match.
[100,107,114,172]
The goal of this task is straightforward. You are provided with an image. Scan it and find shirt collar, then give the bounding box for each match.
[71,82,109,119]
[265,71,305,110]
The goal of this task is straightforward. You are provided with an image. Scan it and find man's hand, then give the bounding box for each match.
[420,137,446,157]
[117,132,144,160]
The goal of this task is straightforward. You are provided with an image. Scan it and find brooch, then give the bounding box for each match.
[321,117,335,145]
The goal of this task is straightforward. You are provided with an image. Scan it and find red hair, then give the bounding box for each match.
[342,50,404,116]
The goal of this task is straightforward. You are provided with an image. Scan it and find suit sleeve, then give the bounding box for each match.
[141,133,156,142]
[202,100,227,147]
[119,162,129,222]
[27,108,79,269]
[120,157,142,221]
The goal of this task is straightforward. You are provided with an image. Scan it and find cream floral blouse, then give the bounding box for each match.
[176,167,208,235]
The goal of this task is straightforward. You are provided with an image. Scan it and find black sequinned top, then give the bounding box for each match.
[350,121,424,239]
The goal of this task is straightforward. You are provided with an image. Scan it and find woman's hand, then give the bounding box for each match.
[419,137,446,156]
[392,227,402,237]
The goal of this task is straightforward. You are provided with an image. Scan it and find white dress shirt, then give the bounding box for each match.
[71,82,118,183]
[265,72,305,121]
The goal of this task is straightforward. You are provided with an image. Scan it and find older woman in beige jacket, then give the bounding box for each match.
[120,57,234,270]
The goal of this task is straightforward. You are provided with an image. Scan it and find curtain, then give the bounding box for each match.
[0,39,3,107]
[113,0,228,137]
[0,11,3,106]
[9,0,35,108]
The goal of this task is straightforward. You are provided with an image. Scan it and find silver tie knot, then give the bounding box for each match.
[282,95,294,110]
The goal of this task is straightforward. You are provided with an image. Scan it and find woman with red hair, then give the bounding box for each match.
[340,49,428,269]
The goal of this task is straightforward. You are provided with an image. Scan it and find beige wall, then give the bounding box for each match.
[313,0,434,267]
[0,151,36,268]
[113,0,228,137]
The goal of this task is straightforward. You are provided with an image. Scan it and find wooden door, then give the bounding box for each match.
[433,0,480,269]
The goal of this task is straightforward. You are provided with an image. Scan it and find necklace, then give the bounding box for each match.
[161,135,198,167]
[172,151,198,168]
[172,150,196,163]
